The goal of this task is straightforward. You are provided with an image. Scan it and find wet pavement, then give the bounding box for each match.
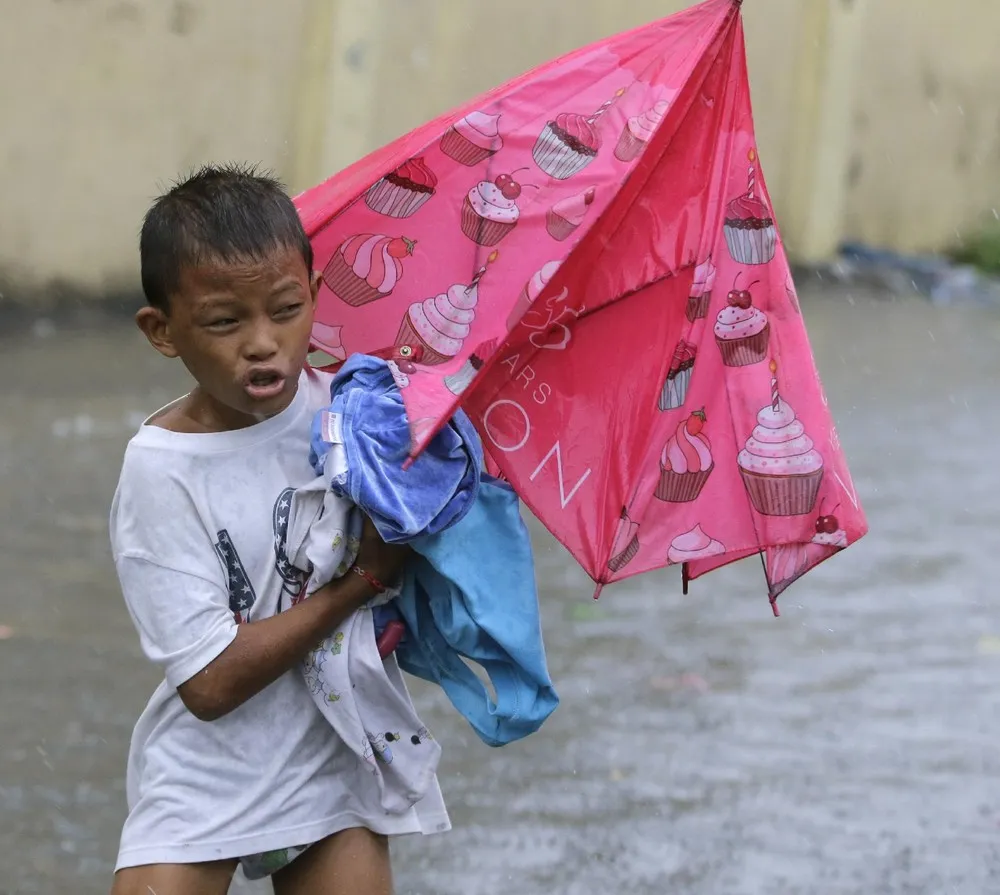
[1,283,999,894]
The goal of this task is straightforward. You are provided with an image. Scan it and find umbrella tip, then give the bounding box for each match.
[592,582,604,601]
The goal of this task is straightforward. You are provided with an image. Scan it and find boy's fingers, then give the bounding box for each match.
[361,514,382,542]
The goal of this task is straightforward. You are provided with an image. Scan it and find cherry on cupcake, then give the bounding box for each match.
[727,273,760,310]
[387,236,417,258]
[494,167,532,200]
[684,408,707,436]
[814,502,841,535]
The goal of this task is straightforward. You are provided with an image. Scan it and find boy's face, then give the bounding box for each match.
[136,245,320,428]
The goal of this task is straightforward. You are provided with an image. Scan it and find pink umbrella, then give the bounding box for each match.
[295,0,868,612]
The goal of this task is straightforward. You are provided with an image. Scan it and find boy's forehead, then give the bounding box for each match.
[175,245,308,298]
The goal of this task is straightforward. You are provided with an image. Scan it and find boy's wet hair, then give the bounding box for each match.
[140,162,314,311]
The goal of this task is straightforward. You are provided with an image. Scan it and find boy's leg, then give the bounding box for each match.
[272,827,393,895]
[110,859,237,895]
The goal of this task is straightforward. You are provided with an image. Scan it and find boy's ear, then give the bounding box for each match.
[309,270,322,307]
[135,306,180,359]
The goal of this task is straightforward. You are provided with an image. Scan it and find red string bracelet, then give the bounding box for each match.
[351,565,386,594]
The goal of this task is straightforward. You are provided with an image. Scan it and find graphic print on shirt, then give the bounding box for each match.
[302,646,341,704]
[366,730,395,764]
[273,487,309,606]
[214,530,257,624]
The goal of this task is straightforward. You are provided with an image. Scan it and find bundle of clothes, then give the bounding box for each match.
[282,355,559,815]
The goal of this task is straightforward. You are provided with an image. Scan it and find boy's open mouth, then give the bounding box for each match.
[244,368,286,400]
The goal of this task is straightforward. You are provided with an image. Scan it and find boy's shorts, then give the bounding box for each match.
[240,843,312,880]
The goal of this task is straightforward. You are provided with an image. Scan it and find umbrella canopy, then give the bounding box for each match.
[294,0,868,611]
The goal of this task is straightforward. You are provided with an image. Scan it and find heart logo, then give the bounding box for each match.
[522,287,574,350]
[529,326,571,351]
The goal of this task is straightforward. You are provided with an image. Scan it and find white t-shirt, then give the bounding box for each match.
[109,368,449,869]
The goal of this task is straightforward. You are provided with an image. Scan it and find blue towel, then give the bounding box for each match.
[311,355,480,542]
[313,355,559,746]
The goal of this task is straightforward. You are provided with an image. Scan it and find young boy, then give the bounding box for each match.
[109,164,449,895]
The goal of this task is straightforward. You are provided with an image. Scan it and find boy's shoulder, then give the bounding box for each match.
[110,432,205,550]
[111,367,333,535]
[114,414,203,492]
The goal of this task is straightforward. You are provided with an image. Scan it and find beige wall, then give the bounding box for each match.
[846,0,1000,251]
[0,0,309,297]
[1,0,998,302]
[293,0,800,223]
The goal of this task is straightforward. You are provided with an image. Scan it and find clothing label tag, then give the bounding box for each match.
[320,410,343,445]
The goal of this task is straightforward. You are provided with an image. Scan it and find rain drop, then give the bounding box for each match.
[410,46,430,69]
[32,318,56,339]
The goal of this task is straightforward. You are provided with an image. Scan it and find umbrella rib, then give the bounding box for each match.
[608,8,751,585]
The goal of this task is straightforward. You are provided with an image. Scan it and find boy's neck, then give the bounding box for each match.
[147,385,295,434]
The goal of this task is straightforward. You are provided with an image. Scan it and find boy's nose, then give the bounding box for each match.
[244,323,280,360]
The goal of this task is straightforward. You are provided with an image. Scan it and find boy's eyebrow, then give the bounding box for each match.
[195,294,241,309]
[188,276,305,308]
[269,278,306,297]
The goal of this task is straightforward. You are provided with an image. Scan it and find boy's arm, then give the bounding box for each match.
[178,518,407,722]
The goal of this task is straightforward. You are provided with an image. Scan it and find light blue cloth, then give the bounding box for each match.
[395,476,559,747]
[311,355,559,746]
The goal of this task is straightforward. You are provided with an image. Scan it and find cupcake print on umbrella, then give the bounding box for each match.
[532,88,626,180]
[608,508,640,572]
[667,525,725,565]
[443,338,497,396]
[615,98,671,162]
[461,169,529,246]
[439,110,503,166]
[724,149,777,265]
[714,273,769,367]
[686,255,716,322]
[307,322,347,369]
[365,157,437,219]
[507,259,562,329]
[324,234,415,307]
[659,340,696,411]
[766,543,810,594]
[738,360,825,516]
[396,251,499,366]
[655,409,714,503]
[767,504,847,595]
[812,500,847,548]
[546,186,596,241]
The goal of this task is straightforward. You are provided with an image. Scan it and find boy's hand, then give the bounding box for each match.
[355,515,410,588]
[179,516,411,723]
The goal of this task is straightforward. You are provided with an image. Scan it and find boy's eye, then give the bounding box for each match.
[275,303,304,318]
[206,317,238,329]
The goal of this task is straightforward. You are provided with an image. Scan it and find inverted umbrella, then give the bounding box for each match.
[294,0,868,612]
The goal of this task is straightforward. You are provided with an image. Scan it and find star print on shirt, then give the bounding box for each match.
[214,530,257,624]
[273,487,308,606]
